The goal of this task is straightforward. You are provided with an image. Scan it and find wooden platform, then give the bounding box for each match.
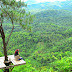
[0,55,26,69]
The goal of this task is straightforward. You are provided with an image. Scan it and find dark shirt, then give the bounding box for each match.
[14,51,18,56]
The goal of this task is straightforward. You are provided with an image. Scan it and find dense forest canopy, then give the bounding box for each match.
[0,0,72,72]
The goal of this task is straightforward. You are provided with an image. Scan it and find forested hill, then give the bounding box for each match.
[32,10,72,33]
[0,1,72,72]
[34,10,72,24]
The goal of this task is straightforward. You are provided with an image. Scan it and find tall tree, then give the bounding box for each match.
[0,0,33,72]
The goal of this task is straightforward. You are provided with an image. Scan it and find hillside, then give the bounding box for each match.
[0,1,72,72]
[32,10,72,33]
[0,29,72,71]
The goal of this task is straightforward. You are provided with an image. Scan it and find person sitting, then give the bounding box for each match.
[14,49,23,61]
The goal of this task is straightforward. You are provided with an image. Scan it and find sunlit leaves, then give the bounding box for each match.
[51,56,72,72]
[1,0,34,32]
[1,0,26,7]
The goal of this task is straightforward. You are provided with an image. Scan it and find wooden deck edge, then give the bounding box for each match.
[0,62,26,69]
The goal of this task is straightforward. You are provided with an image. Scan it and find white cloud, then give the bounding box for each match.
[16,0,66,2]
[16,0,28,2]
[35,0,66,3]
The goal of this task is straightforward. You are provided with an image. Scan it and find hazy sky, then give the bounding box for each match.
[36,0,66,2]
[16,0,66,2]
[16,0,27,2]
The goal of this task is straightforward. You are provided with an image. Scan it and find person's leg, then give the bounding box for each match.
[18,58,23,60]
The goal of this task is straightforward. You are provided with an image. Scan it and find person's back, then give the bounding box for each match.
[14,49,23,61]
[14,49,20,61]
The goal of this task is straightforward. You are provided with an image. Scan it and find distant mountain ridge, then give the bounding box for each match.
[26,1,72,11]
[34,10,72,26]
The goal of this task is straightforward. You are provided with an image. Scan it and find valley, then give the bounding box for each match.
[0,0,72,72]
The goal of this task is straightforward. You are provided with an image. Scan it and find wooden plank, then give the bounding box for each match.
[8,55,15,60]
[0,61,6,69]
[11,59,26,66]
[0,56,6,69]
[8,55,26,66]
[0,55,26,69]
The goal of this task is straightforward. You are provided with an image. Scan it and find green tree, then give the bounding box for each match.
[0,0,33,72]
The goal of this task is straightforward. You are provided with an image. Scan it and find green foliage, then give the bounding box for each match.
[1,30,70,72]
[51,56,72,72]
[0,1,72,71]
[1,0,34,31]
[34,10,72,29]
[0,52,3,57]
[12,59,38,72]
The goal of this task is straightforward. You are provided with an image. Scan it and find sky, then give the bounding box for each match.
[16,0,27,2]
[35,0,66,2]
[16,0,66,2]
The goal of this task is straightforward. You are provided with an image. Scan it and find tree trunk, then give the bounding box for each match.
[0,25,9,72]
[2,35,9,72]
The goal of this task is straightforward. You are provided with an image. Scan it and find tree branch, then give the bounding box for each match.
[0,25,4,49]
[0,26,1,33]
[2,7,14,48]
[1,5,12,21]
[6,22,14,47]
